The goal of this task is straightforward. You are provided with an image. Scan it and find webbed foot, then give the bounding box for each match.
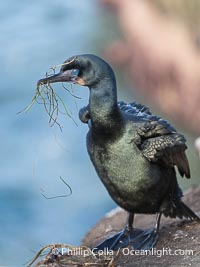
[93,227,144,251]
[130,228,159,250]
[93,212,161,252]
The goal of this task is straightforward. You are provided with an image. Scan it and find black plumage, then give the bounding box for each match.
[38,54,199,250]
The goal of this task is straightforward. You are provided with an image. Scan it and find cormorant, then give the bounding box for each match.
[38,54,199,250]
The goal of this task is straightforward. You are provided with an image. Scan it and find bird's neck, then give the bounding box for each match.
[89,77,121,132]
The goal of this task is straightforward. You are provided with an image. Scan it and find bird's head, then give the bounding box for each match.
[37,54,115,89]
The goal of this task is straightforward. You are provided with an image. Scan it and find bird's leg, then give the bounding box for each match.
[154,212,162,232]
[127,212,134,230]
[130,212,162,250]
[78,105,90,124]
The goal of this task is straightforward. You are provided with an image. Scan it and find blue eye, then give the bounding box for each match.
[72,69,79,76]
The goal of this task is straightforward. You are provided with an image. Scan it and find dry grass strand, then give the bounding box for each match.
[19,62,81,130]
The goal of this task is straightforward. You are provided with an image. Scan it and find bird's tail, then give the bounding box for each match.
[171,199,200,221]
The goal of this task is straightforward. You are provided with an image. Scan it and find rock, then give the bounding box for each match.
[33,186,200,267]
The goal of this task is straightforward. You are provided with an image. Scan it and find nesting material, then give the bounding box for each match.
[26,243,114,267]
[21,63,80,130]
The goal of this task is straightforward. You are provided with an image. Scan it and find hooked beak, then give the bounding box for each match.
[37,70,79,87]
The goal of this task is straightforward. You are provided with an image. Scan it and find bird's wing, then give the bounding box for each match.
[118,101,152,116]
[118,101,190,178]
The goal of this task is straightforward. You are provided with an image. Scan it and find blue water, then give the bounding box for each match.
[0,1,200,266]
[0,1,118,265]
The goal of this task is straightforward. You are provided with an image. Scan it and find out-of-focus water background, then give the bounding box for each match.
[0,0,199,266]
